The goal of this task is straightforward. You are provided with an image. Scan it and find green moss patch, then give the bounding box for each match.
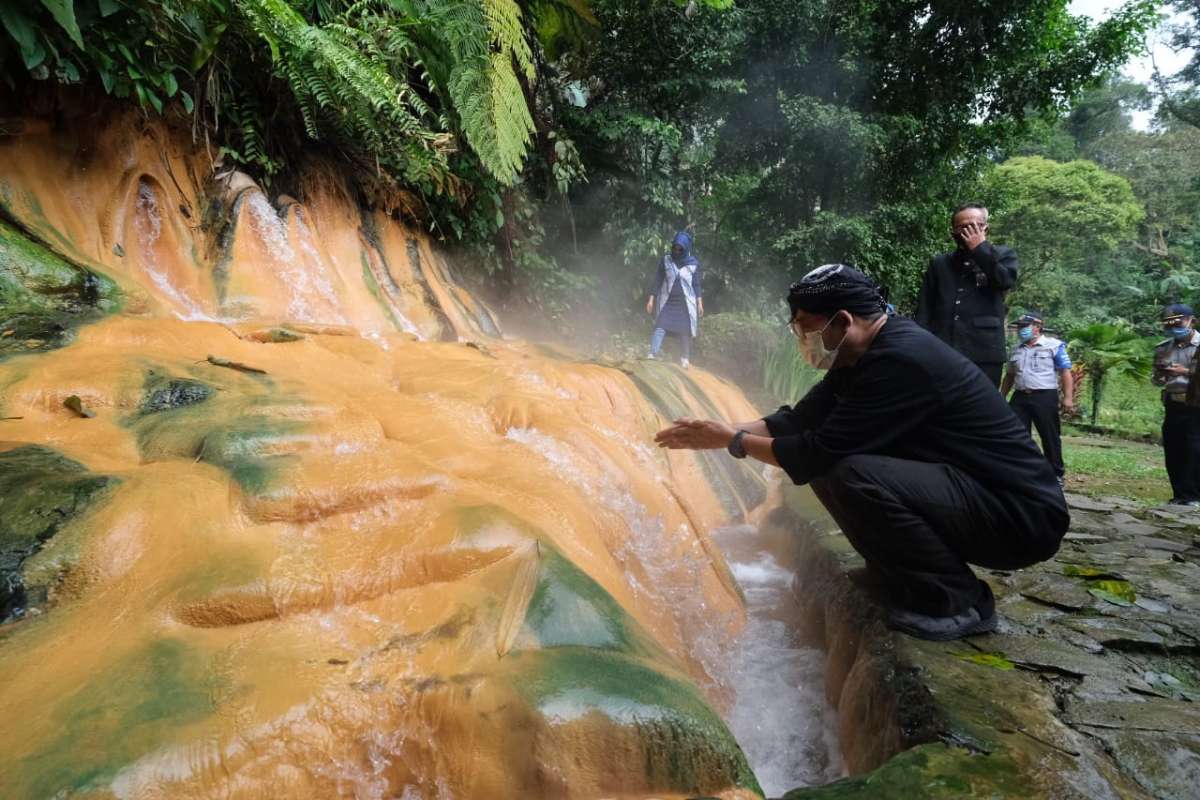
[781,743,1032,799]
[11,637,218,798]
[0,220,119,360]
[138,370,216,415]
[452,505,668,660]
[125,369,303,494]
[509,646,761,796]
[524,547,667,659]
[0,445,117,621]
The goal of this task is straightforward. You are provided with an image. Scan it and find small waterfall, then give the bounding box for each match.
[134,178,208,319]
[244,192,346,324]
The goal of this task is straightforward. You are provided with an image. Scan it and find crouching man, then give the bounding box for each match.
[655,264,1069,641]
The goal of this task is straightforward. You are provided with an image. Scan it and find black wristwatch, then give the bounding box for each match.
[728,429,748,459]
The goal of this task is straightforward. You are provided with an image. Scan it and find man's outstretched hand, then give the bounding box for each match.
[654,418,736,450]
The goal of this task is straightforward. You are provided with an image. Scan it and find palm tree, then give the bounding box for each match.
[1067,323,1153,425]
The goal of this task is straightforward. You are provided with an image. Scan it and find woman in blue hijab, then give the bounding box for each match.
[645,230,703,368]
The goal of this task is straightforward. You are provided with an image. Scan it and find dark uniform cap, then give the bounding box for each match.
[1163,303,1195,323]
[1012,310,1044,326]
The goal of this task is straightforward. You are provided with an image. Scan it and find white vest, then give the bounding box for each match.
[1008,335,1065,391]
[654,256,699,337]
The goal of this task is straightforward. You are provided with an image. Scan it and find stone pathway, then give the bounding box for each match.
[781,490,1200,799]
[961,492,1200,799]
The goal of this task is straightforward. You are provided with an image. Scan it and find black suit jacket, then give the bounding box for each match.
[914,242,1018,364]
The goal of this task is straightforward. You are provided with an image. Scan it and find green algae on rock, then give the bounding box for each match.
[15,637,218,798]
[0,221,119,360]
[138,371,216,414]
[780,744,1033,799]
[0,445,117,620]
[510,646,762,797]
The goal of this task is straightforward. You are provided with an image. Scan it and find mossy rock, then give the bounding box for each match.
[0,220,119,360]
[0,445,116,620]
[779,743,1032,799]
[509,646,762,797]
[138,371,215,414]
[123,368,302,494]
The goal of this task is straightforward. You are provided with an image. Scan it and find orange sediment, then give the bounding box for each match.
[0,114,768,799]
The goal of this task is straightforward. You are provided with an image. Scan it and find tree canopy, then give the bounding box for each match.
[0,0,1181,339]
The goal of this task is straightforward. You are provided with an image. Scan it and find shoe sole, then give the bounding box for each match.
[888,612,999,642]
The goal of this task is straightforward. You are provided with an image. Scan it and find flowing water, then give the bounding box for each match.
[716,524,845,796]
[0,113,839,799]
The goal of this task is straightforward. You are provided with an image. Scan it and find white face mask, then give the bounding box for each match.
[799,314,848,370]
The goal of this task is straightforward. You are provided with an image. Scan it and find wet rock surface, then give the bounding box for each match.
[0,445,116,621]
[780,489,1200,800]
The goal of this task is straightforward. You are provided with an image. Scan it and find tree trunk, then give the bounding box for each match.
[1090,370,1105,425]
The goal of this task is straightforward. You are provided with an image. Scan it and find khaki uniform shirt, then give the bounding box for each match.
[1153,331,1200,400]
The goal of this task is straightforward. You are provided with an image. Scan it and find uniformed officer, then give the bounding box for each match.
[915,203,1019,387]
[1001,311,1076,486]
[1153,303,1200,506]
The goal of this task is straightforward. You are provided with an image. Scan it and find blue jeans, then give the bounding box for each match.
[650,327,692,359]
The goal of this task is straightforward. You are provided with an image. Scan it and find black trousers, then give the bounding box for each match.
[976,362,1003,388]
[1010,390,1064,478]
[1162,401,1200,501]
[811,455,1060,617]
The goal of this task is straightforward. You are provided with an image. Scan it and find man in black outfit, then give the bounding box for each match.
[916,204,1019,387]
[655,264,1068,641]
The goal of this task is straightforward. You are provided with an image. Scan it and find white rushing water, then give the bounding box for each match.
[504,426,843,794]
[713,524,845,796]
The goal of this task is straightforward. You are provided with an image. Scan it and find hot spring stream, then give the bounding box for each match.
[715,522,844,795]
[2,115,844,799]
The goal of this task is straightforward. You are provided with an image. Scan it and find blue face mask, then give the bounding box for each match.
[1171,326,1192,340]
[1017,326,1035,342]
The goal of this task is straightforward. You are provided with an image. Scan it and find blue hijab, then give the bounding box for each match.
[671,231,699,266]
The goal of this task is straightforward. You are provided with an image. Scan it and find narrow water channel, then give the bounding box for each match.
[713,522,845,796]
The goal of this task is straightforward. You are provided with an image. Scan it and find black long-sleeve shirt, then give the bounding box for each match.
[915,242,1018,364]
[762,317,1067,529]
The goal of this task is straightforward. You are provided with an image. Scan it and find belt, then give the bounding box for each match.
[1164,392,1188,404]
[1015,388,1056,394]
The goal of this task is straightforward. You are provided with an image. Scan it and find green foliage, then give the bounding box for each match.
[1155,0,1200,129]
[0,0,1168,318]
[1062,432,1169,503]
[0,0,594,224]
[536,0,1152,331]
[762,337,822,405]
[1067,323,1153,424]
[983,156,1145,325]
[1012,77,1200,334]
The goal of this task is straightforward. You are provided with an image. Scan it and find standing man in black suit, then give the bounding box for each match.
[915,204,1019,387]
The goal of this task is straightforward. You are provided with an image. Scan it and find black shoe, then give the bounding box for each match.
[887,606,999,641]
[1167,498,1200,508]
